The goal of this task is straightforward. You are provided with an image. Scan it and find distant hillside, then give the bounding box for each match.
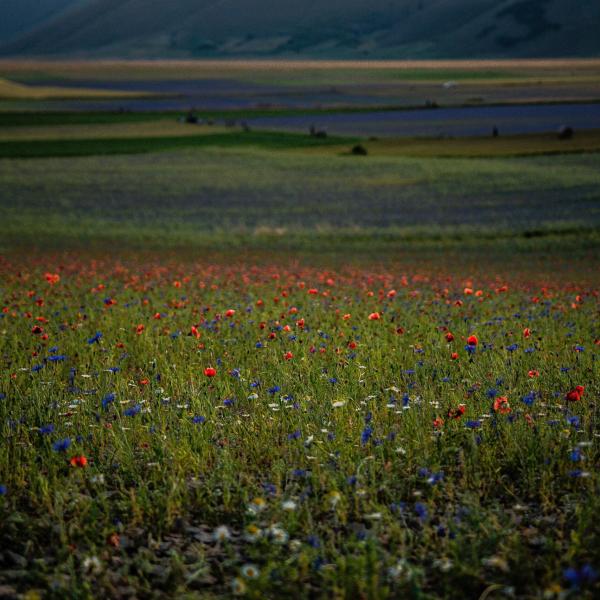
[2,0,599,59]
[0,0,82,44]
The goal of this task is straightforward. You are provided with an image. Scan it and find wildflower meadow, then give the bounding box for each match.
[0,254,598,598]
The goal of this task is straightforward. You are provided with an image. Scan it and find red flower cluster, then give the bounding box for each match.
[565,386,585,402]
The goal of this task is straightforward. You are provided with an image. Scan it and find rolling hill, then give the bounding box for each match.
[0,0,82,44]
[1,0,599,59]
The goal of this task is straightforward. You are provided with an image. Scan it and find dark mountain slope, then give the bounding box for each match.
[2,0,599,58]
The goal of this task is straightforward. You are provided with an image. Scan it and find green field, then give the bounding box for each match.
[1,135,599,257]
[1,65,600,598]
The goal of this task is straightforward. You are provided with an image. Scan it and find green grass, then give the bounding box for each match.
[2,146,599,250]
[0,130,355,158]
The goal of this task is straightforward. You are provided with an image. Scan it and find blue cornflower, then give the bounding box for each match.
[564,565,598,588]
[506,344,518,352]
[268,386,281,395]
[466,420,481,429]
[288,429,301,440]
[569,448,582,462]
[47,355,66,362]
[567,415,580,428]
[88,332,102,344]
[361,426,373,445]
[52,438,71,452]
[521,391,536,406]
[40,424,54,435]
[102,392,115,409]
[414,502,428,521]
[192,416,206,424]
[124,404,142,417]
[427,471,444,485]
[0,484,6,496]
[31,364,44,372]
[262,482,277,496]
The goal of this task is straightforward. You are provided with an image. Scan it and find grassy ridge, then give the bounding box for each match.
[3,124,600,159]
[0,130,355,158]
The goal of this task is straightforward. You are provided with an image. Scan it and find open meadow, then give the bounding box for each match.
[0,60,599,599]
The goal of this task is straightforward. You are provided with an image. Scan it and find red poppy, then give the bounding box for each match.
[204,367,217,377]
[368,312,381,321]
[450,352,459,360]
[565,386,584,402]
[523,328,531,338]
[528,370,540,378]
[493,396,511,414]
[466,335,478,346]
[297,318,305,328]
[225,309,235,318]
[135,324,145,335]
[284,351,293,360]
[433,417,444,429]
[44,273,60,285]
[447,404,466,419]
[445,332,455,342]
[69,455,88,468]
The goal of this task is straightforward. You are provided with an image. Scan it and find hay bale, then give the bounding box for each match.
[351,144,368,156]
[558,126,574,140]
